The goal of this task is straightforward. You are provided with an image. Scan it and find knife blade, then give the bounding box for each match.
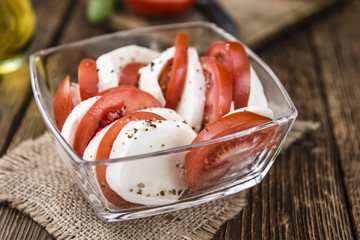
[196,0,239,36]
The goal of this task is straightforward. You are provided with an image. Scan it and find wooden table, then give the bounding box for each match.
[0,0,359,239]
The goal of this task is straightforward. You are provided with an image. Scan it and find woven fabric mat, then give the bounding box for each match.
[0,120,319,240]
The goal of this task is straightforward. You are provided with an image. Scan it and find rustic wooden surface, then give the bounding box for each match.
[0,0,359,239]
[108,0,342,49]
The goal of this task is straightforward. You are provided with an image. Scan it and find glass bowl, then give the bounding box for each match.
[30,21,297,221]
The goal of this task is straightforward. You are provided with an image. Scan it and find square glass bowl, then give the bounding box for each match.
[30,21,297,221]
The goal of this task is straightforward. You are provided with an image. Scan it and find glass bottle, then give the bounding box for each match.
[0,0,36,74]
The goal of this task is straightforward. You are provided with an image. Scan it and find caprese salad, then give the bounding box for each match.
[53,33,279,207]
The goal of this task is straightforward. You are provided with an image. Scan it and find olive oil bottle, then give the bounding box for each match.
[0,0,36,74]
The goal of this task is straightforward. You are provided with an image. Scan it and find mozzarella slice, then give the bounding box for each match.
[61,96,100,147]
[176,47,206,133]
[225,106,274,119]
[137,107,185,121]
[96,45,160,92]
[106,120,196,205]
[247,66,268,108]
[83,121,117,161]
[138,47,175,106]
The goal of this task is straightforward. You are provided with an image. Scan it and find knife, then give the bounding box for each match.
[196,0,239,36]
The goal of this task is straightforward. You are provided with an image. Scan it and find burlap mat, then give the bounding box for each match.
[0,120,319,240]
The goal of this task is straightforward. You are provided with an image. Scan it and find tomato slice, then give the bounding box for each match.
[125,0,195,15]
[200,56,233,128]
[158,58,172,95]
[95,112,165,208]
[206,41,251,109]
[160,33,188,110]
[78,58,99,101]
[73,86,162,156]
[53,76,81,131]
[185,111,281,190]
[119,62,147,87]
[95,86,120,96]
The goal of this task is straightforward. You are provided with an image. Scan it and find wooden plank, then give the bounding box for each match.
[56,2,107,44]
[108,0,343,49]
[8,100,46,151]
[0,64,32,155]
[213,2,356,238]
[311,1,360,238]
[222,0,344,48]
[0,203,51,240]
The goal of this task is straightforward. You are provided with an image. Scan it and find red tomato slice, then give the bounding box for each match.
[206,41,251,109]
[78,58,99,101]
[158,58,172,95]
[125,0,195,15]
[95,112,165,208]
[119,62,147,87]
[53,76,81,131]
[73,86,162,157]
[160,33,188,110]
[200,56,233,128]
[185,111,281,190]
[95,86,119,96]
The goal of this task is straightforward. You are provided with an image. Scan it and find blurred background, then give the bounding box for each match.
[0,0,343,75]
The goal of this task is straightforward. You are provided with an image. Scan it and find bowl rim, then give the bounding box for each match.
[30,21,298,167]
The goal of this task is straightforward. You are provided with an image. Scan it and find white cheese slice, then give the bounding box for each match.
[137,107,184,121]
[138,47,175,106]
[106,120,196,205]
[176,47,206,132]
[96,45,160,92]
[247,66,268,108]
